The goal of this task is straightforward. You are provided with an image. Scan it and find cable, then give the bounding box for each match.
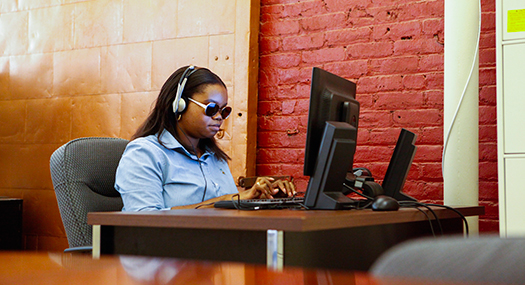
[178,125,208,202]
[299,203,310,210]
[415,207,436,237]
[343,183,374,201]
[230,194,259,211]
[354,200,374,210]
[442,0,481,179]
[340,184,376,210]
[231,194,243,210]
[400,201,469,237]
[342,183,374,209]
[424,203,470,237]
[196,158,208,202]
[195,202,215,209]
[400,201,444,236]
[411,206,437,237]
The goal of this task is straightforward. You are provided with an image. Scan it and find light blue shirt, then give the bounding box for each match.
[115,130,238,211]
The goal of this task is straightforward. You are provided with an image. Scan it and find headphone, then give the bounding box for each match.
[360,181,384,198]
[349,167,385,198]
[172,65,196,115]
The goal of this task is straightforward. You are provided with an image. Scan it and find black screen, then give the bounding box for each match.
[303,67,359,177]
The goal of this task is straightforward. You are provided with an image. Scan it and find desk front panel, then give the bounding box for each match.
[99,217,463,271]
[285,218,463,271]
[102,226,267,264]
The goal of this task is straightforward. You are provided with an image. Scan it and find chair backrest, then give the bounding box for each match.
[371,235,525,284]
[50,137,129,248]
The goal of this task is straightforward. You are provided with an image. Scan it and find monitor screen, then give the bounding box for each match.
[303,68,359,177]
[303,68,361,210]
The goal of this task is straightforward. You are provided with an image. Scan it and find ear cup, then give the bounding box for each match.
[174,97,186,113]
[361,181,384,198]
[172,65,195,115]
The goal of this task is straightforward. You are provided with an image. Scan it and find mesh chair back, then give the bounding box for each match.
[50,137,128,248]
[371,236,525,284]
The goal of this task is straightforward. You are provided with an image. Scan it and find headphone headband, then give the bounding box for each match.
[173,65,197,114]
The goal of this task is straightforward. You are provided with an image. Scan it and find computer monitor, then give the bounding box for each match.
[303,68,359,176]
[303,68,360,210]
[381,129,417,201]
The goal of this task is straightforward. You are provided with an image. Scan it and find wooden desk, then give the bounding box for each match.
[0,251,363,285]
[0,251,494,285]
[88,206,484,271]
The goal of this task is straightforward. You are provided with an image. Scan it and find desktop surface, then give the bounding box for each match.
[88,205,484,231]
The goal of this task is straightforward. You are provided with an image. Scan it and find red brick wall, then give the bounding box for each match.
[257,0,498,232]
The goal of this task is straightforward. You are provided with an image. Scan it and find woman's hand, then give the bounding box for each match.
[272,178,296,198]
[239,177,296,199]
[238,177,276,199]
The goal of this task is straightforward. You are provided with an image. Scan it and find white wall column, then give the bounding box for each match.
[443,0,480,234]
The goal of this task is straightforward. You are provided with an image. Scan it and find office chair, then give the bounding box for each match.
[371,235,525,284]
[50,137,128,252]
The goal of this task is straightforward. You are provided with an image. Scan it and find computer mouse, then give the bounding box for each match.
[371,195,400,211]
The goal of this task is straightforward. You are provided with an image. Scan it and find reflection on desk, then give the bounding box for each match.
[0,251,503,285]
[0,251,364,285]
[119,256,218,284]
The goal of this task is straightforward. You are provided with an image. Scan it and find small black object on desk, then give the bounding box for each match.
[371,195,399,211]
[0,198,23,250]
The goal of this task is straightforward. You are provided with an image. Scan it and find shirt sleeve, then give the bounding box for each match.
[115,140,170,211]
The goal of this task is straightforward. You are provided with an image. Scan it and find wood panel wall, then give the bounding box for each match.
[0,0,259,251]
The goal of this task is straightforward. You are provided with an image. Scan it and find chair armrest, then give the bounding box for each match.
[64,246,93,254]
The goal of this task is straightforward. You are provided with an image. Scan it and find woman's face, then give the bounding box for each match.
[178,83,229,141]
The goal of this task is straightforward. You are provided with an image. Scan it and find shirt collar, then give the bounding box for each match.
[158,129,214,158]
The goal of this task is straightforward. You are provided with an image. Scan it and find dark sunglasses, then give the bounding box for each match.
[188,98,232,119]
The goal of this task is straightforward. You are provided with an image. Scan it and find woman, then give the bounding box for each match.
[115,66,295,211]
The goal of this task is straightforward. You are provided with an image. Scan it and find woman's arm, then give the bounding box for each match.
[170,177,279,209]
[116,141,168,211]
[170,177,297,209]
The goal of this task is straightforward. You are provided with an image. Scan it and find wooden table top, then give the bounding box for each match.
[0,251,359,285]
[88,205,484,232]
[0,250,499,285]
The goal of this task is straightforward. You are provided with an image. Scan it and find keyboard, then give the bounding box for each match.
[214,197,305,209]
